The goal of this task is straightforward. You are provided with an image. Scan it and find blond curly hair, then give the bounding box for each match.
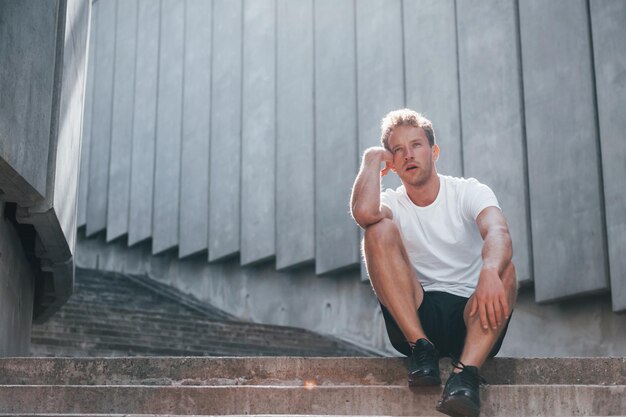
[380,109,435,150]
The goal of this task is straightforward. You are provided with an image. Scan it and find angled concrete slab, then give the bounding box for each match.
[403,0,462,177]
[241,0,276,265]
[590,0,626,312]
[86,0,116,236]
[314,0,360,274]
[208,0,243,262]
[152,0,184,255]
[128,0,159,246]
[0,0,56,205]
[355,0,404,191]
[457,0,532,283]
[77,1,98,228]
[519,0,608,301]
[106,0,138,242]
[179,0,212,259]
[275,0,315,269]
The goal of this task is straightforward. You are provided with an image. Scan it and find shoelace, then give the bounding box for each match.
[409,342,437,365]
[451,359,487,386]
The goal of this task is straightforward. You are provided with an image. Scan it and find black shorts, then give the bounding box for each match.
[380,290,511,359]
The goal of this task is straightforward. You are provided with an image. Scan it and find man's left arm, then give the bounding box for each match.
[470,206,513,331]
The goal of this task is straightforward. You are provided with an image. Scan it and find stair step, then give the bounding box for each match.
[2,357,624,386]
[31,323,350,350]
[0,384,623,416]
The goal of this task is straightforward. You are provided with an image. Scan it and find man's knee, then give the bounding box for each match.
[363,218,400,250]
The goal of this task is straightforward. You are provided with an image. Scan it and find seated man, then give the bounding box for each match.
[350,109,517,417]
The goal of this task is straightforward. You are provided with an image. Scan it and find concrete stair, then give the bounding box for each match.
[30,268,373,357]
[0,357,625,416]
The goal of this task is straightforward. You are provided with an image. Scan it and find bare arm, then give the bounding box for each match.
[469,206,513,330]
[350,147,394,228]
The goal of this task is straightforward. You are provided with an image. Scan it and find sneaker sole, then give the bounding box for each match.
[436,396,479,417]
[408,374,441,387]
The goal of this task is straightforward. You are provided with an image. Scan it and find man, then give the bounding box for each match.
[350,109,517,417]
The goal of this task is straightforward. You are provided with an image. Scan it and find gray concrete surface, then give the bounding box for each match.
[1,383,625,416]
[457,0,531,284]
[403,0,462,178]
[275,0,315,270]
[0,204,35,357]
[208,0,243,262]
[0,0,56,205]
[241,0,276,266]
[356,0,404,192]
[15,0,90,321]
[106,0,137,242]
[4,357,626,386]
[179,0,212,258]
[519,0,608,301]
[590,0,626,312]
[86,0,116,237]
[128,0,159,246]
[314,0,360,275]
[77,2,97,228]
[152,0,184,255]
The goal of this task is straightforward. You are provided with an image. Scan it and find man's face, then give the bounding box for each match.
[387,125,439,187]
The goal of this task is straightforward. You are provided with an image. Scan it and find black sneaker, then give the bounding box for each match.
[436,361,485,417]
[407,338,441,386]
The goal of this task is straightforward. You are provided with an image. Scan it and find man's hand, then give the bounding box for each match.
[469,267,509,331]
[363,147,394,177]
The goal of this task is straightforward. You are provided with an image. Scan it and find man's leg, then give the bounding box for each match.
[363,218,426,344]
[460,262,518,368]
[363,219,441,386]
[436,262,518,417]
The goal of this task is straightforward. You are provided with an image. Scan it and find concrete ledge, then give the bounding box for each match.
[0,384,624,416]
[1,357,624,386]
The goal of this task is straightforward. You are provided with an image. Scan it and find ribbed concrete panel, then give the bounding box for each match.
[49,0,91,254]
[519,0,608,302]
[457,0,531,284]
[152,0,184,255]
[77,1,98,228]
[0,0,56,205]
[276,0,315,269]
[208,0,243,262]
[106,0,138,242]
[86,0,116,236]
[179,0,212,258]
[241,0,276,266]
[314,0,359,275]
[128,0,159,246]
[356,0,404,191]
[403,0,461,177]
[590,0,626,312]
[356,0,405,281]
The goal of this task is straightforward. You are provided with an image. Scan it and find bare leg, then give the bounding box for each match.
[459,262,518,368]
[363,219,428,344]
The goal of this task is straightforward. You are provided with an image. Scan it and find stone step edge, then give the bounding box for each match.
[1,385,624,416]
[3,357,625,386]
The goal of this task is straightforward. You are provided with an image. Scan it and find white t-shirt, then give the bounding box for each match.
[380,174,500,298]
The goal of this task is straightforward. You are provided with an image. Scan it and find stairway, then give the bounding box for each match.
[0,357,624,415]
[30,267,373,357]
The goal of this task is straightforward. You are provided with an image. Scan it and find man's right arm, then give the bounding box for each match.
[350,147,394,229]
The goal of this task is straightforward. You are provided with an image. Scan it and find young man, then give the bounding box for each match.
[350,109,517,417]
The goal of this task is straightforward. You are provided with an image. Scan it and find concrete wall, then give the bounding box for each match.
[0,0,91,354]
[0,203,35,357]
[76,0,626,355]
